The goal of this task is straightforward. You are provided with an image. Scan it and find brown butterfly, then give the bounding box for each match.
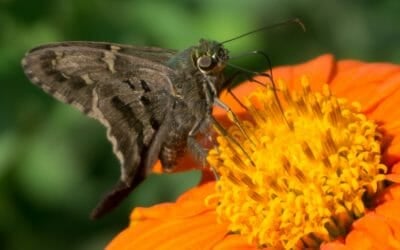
[21,19,303,219]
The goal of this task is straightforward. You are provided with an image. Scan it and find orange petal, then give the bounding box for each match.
[323,199,400,250]
[335,59,365,72]
[284,54,334,91]
[320,241,348,250]
[130,182,214,221]
[376,200,400,241]
[108,211,228,250]
[106,220,155,250]
[107,182,252,250]
[385,162,400,183]
[392,162,400,175]
[246,54,334,92]
[131,211,226,250]
[303,210,400,250]
[377,184,400,204]
[382,132,400,167]
[344,230,376,250]
[348,212,400,249]
[330,62,400,112]
[376,196,400,214]
[368,83,400,165]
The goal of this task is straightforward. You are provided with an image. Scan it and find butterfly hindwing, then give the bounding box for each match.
[90,80,175,219]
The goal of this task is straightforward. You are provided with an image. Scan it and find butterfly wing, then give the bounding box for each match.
[22,42,178,218]
[22,42,177,117]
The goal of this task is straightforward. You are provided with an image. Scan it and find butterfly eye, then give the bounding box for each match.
[197,55,213,70]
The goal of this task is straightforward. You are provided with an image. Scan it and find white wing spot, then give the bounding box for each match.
[32,76,40,83]
[21,58,27,67]
[81,73,94,85]
[110,45,121,52]
[102,51,116,73]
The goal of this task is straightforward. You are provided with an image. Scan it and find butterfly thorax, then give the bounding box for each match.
[159,39,229,170]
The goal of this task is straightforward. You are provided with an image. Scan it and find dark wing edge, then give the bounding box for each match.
[90,177,144,219]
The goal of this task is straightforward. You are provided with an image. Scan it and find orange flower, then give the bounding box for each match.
[107,55,400,250]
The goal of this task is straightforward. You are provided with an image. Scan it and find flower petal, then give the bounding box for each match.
[320,240,347,250]
[130,182,214,221]
[108,211,228,250]
[377,183,400,205]
[330,62,400,111]
[344,230,377,250]
[107,183,239,250]
[386,170,400,183]
[376,200,400,240]
[336,59,364,72]
[352,212,400,249]
[282,54,334,91]
[323,198,400,250]
[368,84,400,165]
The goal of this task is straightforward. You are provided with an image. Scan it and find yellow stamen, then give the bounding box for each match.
[207,77,387,249]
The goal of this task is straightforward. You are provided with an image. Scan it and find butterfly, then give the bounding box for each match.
[21,38,237,218]
[21,18,303,219]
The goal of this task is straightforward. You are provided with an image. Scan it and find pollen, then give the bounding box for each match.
[207,77,387,249]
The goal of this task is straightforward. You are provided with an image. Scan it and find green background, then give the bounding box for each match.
[1,0,399,249]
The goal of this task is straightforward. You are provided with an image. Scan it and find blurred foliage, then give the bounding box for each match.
[0,0,399,249]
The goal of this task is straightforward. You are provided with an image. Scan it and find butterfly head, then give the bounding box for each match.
[193,39,229,75]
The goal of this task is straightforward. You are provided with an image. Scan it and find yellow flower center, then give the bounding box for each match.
[207,77,387,249]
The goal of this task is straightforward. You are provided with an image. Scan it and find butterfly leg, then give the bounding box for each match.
[186,119,221,180]
[213,97,254,145]
[187,136,207,166]
[186,115,210,162]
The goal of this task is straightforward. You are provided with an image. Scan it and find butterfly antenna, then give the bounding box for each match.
[220,18,305,45]
[226,56,289,126]
[227,88,248,111]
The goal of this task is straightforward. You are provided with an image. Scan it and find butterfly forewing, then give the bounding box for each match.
[22,42,177,115]
[22,42,179,218]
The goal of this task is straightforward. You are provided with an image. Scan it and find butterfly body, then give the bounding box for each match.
[22,39,229,218]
